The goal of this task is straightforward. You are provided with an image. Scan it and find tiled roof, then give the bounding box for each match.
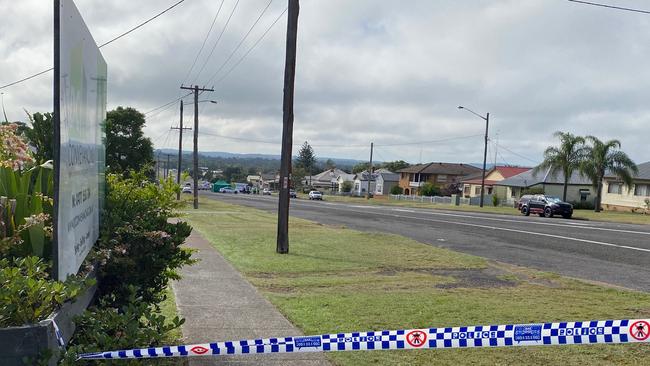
[496,166,532,178]
[397,162,482,176]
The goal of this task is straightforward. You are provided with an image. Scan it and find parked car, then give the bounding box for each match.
[289,189,297,198]
[262,188,272,195]
[181,186,192,194]
[199,182,212,190]
[519,194,573,219]
[308,190,323,200]
[219,187,237,194]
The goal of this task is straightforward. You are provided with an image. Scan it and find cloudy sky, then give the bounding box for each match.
[2,0,650,166]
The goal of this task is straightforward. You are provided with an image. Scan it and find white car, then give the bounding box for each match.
[219,187,237,194]
[308,190,323,200]
[182,186,192,194]
[262,188,272,195]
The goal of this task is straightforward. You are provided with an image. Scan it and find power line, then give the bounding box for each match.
[495,142,539,165]
[567,0,650,15]
[375,134,483,147]
[144,92,192,116]
[202,0,274,87]
[99,0,188,48]
[190,0,241,85]
[0,0,188,90]
[214,6,288,85]
[182,0,225,85]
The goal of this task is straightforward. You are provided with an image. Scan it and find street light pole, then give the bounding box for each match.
[458,106,489,208]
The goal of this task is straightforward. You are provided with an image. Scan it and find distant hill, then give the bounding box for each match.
[156,149,368,169]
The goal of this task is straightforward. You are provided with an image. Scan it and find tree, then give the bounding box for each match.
[294,141,316,184]
[352,162,370,173]
[580,136,637,212]
[325,158,336,170]
[106,107,153,173]
[390,185,404,195]
[23,111,54,163]
[533,131,586,202]
[382,160,410,172]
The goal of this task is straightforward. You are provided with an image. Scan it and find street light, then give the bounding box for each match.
[458,105,489,208]
[183,100,218,105]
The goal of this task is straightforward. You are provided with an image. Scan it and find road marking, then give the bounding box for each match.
[344,202,650,236]
[209,194,650,242]
[281,200,650,254]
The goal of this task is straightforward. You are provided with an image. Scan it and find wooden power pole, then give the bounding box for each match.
[172,100,191,200]
[366,142,373,200]
[180,84,214,209]
[276,0,299,254]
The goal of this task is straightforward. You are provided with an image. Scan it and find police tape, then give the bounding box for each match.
[77,318,650,360]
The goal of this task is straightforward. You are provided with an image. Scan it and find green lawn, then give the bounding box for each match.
[182,199,650,365]
[316,194,650,225]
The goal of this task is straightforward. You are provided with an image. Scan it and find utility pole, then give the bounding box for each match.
[276,0,299,254]
[166,154,171,179]
[480,113,489,208]
[180,84,214,209]
[156,152,161,181]
[366,142,373,200]
[171,100,191,200]
[457,106,489,208]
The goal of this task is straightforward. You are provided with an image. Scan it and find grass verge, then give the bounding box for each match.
[315,194,650,225]
[183,198,650,365]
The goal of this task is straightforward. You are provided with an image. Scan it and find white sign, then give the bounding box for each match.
[54,0,107,280]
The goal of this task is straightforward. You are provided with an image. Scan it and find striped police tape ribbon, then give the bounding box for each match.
[78,318,650,360]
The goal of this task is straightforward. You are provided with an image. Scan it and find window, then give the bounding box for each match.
[634,184,650,197]
[474,186,481,195]
[437,174,447,183]
[607,182,622,194]
[487,187,493,195]
[464,186,470,194]
[377,184,383,193]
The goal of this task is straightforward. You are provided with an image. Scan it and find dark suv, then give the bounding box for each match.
[518,194,573,219]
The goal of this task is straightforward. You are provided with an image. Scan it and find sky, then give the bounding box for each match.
[1,0,650,167]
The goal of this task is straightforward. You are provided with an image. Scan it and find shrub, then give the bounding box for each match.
[342,181,353,193]
[492,195,499,207]
[0,256,92,327]
[570,200,595,210]
[420,182,441,197]
[390,185,403,195]
[60,290,184,366]
[522,187,545,195]
[96,171,194,306]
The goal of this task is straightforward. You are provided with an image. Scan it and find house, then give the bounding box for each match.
[303,168,348,192]
[246,175,261,187]
[352,171,376,196]
[336,173,356,192]
[397,162,482,196]
[374,169,399,196]
[461,166,531,198]
[260,173,279,190]
[494,168,595,203]
[601,161,650,211]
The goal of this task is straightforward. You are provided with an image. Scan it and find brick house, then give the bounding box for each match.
[397,162,481,196]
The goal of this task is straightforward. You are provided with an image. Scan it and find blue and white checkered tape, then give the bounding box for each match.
[77,318,650,360]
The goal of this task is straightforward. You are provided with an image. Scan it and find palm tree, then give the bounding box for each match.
[580,136,637,212]
[533,131,586,202]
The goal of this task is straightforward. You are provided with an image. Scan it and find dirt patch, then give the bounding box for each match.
[432,268,517,289]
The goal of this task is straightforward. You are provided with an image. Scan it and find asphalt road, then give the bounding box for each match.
[202,192,650,292]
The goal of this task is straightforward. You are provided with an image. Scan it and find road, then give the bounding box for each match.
[202,192,650,292]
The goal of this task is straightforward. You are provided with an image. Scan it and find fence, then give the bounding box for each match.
[390,194,516,207]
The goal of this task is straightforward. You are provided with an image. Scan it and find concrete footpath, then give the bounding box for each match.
[172,225,330,366]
